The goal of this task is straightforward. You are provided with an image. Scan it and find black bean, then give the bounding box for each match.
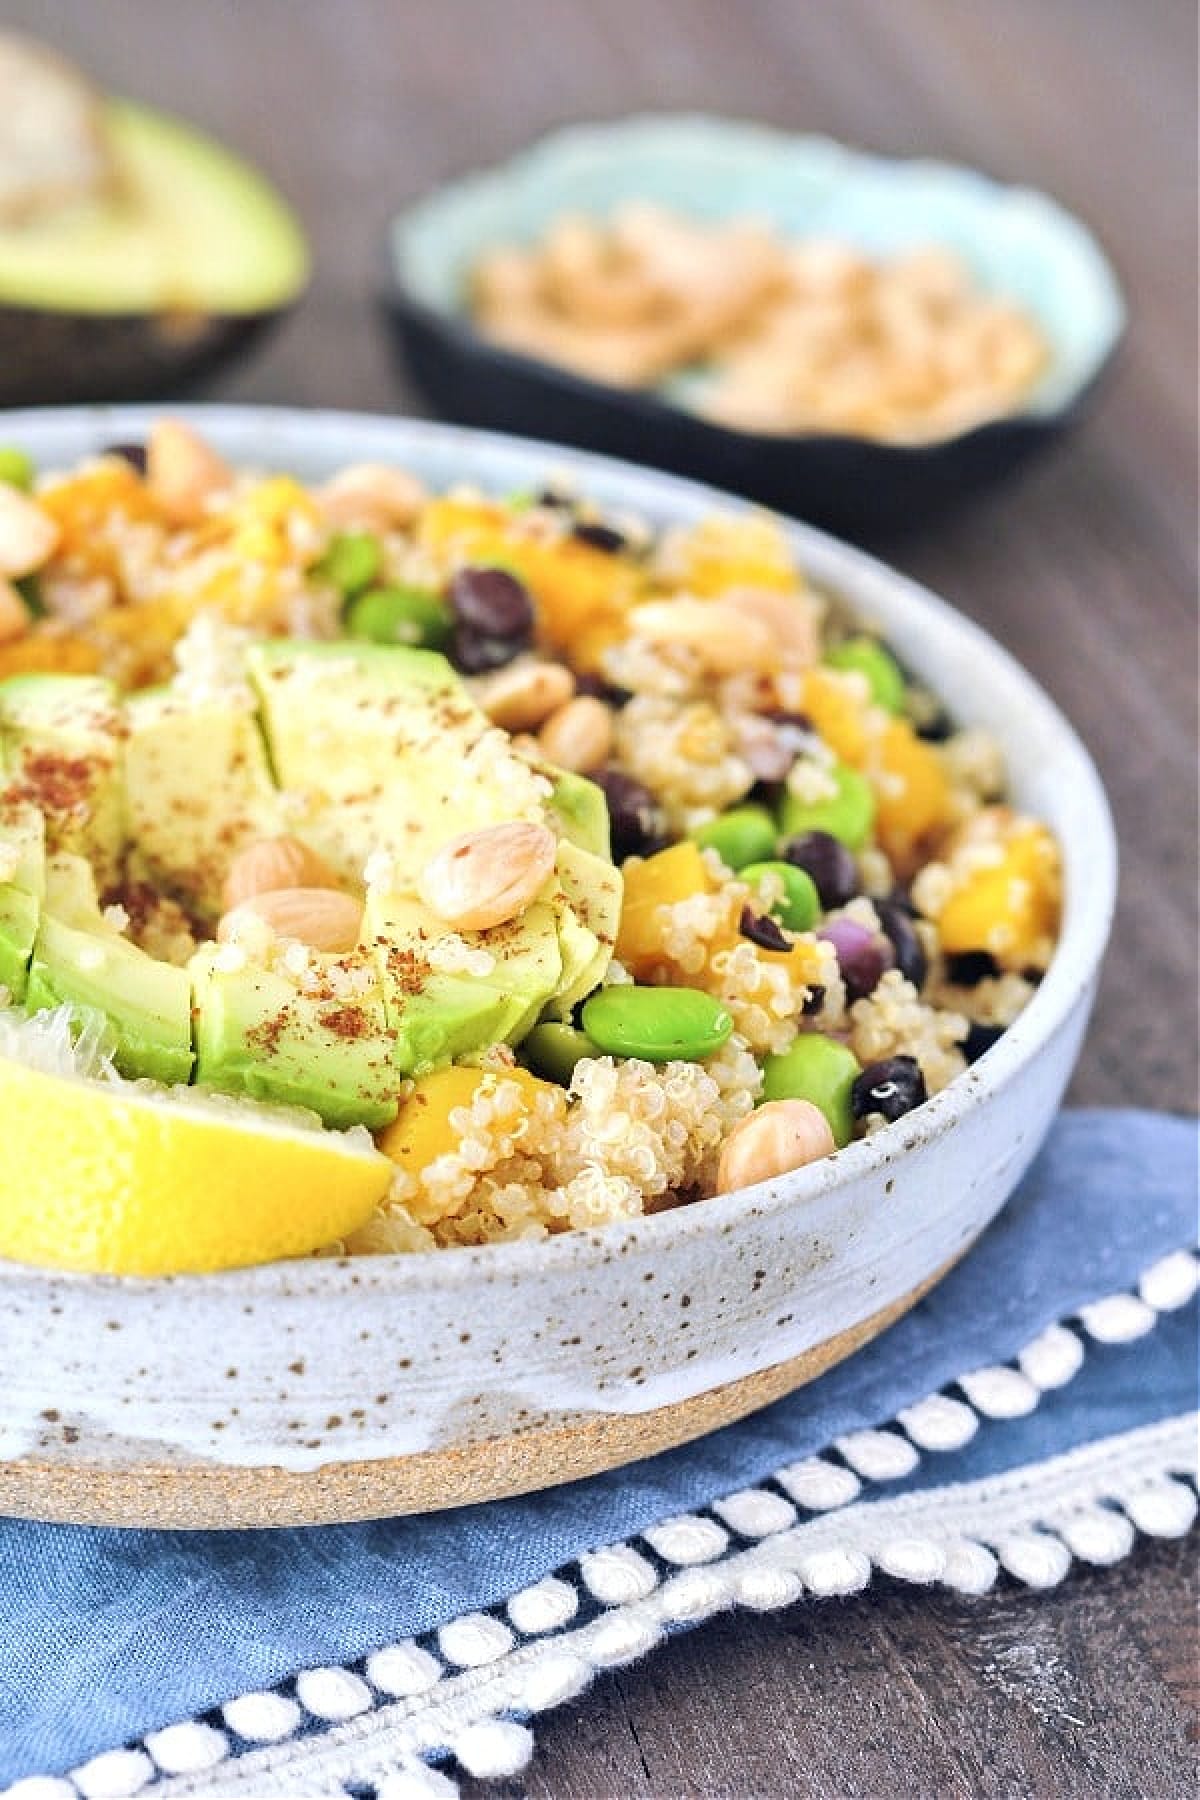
[781,830,858,909]
[574,672,633,708]
[536,488,572,509]
[851,1055,928,1122]
[801,984,826,1016]
[963,1021,1006,1064]
[103,441,147,474]
[763,709,814,732]
[739,906,791,952]
[571,520,626,553]
[449,627,525,674]
[592,768,667,863]
[874,897,928,990]
[945,950,1001,986]
[448,566,534,640]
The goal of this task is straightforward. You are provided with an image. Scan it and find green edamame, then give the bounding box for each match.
[0,448,34,492]
[521,1021,598,1085]
[316,531,382,597]
[761,1034,861,1147]
[582,985,733,1064]
[345,585,452,650]
[825,636,906,714]
[739,861,820,932]
[778,763,875,851]
[690,805,777,871]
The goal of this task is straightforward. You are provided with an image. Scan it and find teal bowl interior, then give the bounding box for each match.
[391,114,1126,422]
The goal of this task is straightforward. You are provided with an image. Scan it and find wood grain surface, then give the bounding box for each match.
[5,0,1196,1792]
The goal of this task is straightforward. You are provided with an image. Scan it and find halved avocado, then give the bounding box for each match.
[0,47,309,403]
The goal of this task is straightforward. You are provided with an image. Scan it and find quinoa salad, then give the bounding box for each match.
[0,421,1062,1262]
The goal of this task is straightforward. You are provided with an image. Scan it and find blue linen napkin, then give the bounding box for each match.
[1,1108,1195,1790]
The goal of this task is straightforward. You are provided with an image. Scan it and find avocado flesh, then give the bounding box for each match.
[549,771,612,860]
[123,683,283,921]
[0,673,124,891]
[188,943,398,1131]
[246,640,556,889]
[0,101,308,315]
[545,839,623,1015]
[365,891,566,1073]
[27,853,193,1084]
[0,792,46,1001]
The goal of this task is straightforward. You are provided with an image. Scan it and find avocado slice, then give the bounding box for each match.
[0,673,125,891]
[0,85,308,405]
[26,852,193,1084]
[545,839,623,1015]
[123,681,283,922]
[246,639,556,888]
[188,943,398,1131]
[0,789,45,1001]
[549,771,612,860]
[364,891,566,1073]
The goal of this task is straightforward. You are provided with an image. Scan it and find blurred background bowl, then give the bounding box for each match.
[383,114,1125,539]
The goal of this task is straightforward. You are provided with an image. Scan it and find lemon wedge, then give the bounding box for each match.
[0,1007,390,1275]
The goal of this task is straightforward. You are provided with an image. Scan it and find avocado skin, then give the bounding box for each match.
[0,305,286,406]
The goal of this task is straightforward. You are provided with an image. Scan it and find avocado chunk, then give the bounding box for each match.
[549,771,612,860]
[123,680,282,922]
[246,639,556,889]
[0,789,46,1001]
[26,853,193,1084]
[364,890,566,1073]
[0,673,124,890]
[0,85,309,406]
[188,943,398,1130]
[545,839,623,1015]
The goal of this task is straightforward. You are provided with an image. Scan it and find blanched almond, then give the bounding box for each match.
[628,598,778,676]
[0,485,59,578]
[222,836,342,912]
[317,463,427,530]
[537,694,613,771]
[418,821,557,932]
[716,1099,836,1194]
[147,419,234,526]
[218,887,363,954]
[0,578,31,643]
[471,658,576,732]
[722,585,820,665]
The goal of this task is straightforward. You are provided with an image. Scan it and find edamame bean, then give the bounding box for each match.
[345,584,452,649]
[521,1021,598,1085]
[739,860,820,932]
[0,448,34,491]
[825,636,906,713]
[582,985,733,1063]
[761,1033,862,1147]
[317,530,382,597]
[690,805,777,870]
[778,763,875,850]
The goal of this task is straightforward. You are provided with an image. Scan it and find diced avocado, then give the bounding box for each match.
[0,791,46,1000]
[188,944,398,1130]
[246,640,553,888]
[26,867,193,1085]
[549,771,612,860]
[123,682,283,921]
[0,674,125,890]
[544,840,623,1015]
[365,890,565,1072]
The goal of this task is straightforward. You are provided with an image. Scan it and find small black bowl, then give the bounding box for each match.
[381,117,1126,541]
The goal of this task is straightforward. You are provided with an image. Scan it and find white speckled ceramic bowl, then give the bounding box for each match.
[0,407,1116,1528]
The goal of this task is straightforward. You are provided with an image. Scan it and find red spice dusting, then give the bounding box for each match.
[246,1007,292,1055]
[14,752,97,817]
[322,1005,371,1040]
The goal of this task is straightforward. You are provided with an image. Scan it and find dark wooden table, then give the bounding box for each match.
[10,0,1196,1791]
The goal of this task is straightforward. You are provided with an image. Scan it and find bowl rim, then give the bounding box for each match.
[0,402,1118,1297]
[383,111,1128,453]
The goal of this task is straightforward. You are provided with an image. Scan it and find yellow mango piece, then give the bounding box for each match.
[802,666,873,765]
[615,842,714,978]
[377,1064,559,1175]
[938,826,1061,966]
[869,719,952,868]
[669,516,799,595]
[38,460,162,579]
[0,634,102,677]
